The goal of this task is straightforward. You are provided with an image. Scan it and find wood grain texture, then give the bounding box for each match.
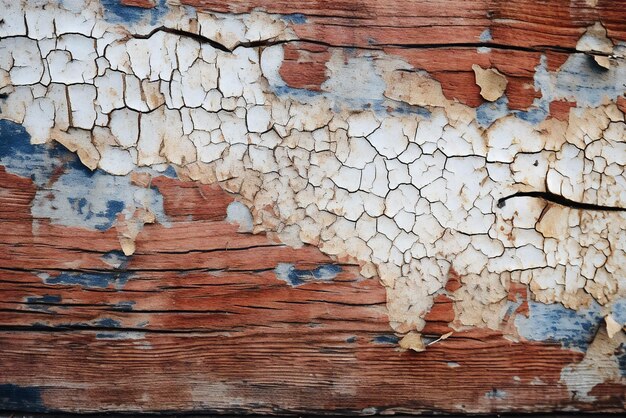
[181,0,624,111]
[0,163,623,414]
[1,0,626,414]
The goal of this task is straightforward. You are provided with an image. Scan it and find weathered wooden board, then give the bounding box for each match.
[0,152,611,414]
[1,0,625,415]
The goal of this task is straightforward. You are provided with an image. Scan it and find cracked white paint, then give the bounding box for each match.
[1,0,626,377]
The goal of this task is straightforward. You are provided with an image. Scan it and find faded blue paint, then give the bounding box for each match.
[0,119,63,185]
[476,96,548,127]
[274,84,320,99]
[515,105,549,125]
[321,55,387,110]
[503,298,523,319]
[161,165,178,178]
[514,300,603,351]
[24,295,61,312]
[101,250,130,269]
[96,331,146,340]
[0,384,45,412]
[479,29,492,43]
[346,336,357,343]
[532,52,626,113]
[617,343,626,377]
[25,295,61,304]
[484,388,507,400]
[282,13,307,25]
[100,0,168,26]
[552,54,625,107]
[94,318,122,328]
[274,263,342,286]
[270,54,393,113]
[44,271,132,289]
[382,101,431,118]
[31,159,168,231]
[611,298,626,324]
[0,119,169,231]
[112,301,136,312]
[478,49,626,126]
[476,96,509,127]
[226,201,253,232]
[372,334,399,344]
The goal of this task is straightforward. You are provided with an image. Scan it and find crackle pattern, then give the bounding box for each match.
[1,0,625,359]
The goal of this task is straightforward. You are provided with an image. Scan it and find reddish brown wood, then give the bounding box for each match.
[1,168,622,414]
[549,100,578,121]
[279,43,332,92]
[120,0,156,8]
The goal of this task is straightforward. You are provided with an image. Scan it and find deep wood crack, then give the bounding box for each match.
[497,190,626,212]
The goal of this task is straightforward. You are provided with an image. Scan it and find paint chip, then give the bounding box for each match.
[472,64,508,102]
[605,314,623,339]
[399,332,425,352]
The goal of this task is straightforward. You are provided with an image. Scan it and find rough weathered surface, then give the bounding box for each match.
[1,0,625,414]
[0,161,613,414]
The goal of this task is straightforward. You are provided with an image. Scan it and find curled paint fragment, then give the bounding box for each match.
[399,332,425,352]
[605,314,623,338]
[116,208,156,256]
[576,22,614,70]
[472,64,508,102]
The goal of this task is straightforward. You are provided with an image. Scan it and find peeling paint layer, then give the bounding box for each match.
[0,0,625,374]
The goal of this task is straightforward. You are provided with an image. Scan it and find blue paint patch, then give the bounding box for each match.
[515,106,549,125]
[485,388,507,400]
[274,263,342,286]
[274,84,320,99]
[372,334,399,344]
[94,318,122,328]
[24,295,61,313]
[346,336,357,343]
[479,28,492,43]
[25,295,61,304]
[0,119,169,231]
[514,300,603,351]
[96,331,145,340]
[31,163,166,231]
[112,301,136,312]
[101,251,130,269]
[95,199,125,231]
[45,271,132,289]
[160,165,178,178]
[532,53,626,112]
[611,298,626,324]
[616,343,626,377]
[553,54,625,107]
[0,119,63,184]
[100,0,168,26]
[0,384,45,412]
[269,54,391,112]
[383,101,432,118]
[476,50,626,126]
[282,13,307,25]
[476,96,509,127]
[226,201,253,232]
